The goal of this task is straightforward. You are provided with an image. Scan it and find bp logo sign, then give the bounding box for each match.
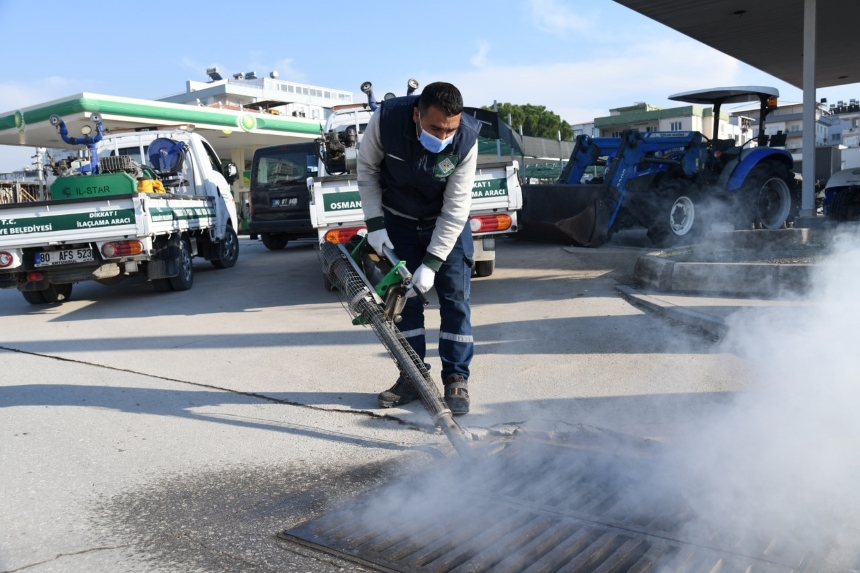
[238,113,256,132]
[14,110,25,133]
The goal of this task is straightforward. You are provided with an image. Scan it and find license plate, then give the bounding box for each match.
[272,197,298,207]
[34,248,94,267]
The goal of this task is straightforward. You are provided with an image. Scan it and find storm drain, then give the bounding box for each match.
[278,440,831,572]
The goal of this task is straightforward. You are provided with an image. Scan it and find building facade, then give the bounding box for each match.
[594,102,751,145]
[159,70,353,124]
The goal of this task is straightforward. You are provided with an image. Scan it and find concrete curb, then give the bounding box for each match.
[633,255,814,296]
[615,285,727,339]
[633,229,820,296]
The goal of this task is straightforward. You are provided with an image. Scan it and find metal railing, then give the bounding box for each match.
[0,181,46,203]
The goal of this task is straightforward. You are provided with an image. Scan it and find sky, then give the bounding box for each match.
[1,0,859,172]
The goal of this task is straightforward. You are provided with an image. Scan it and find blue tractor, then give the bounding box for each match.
[519,87,798,247]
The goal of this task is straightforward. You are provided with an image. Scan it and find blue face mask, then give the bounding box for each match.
[417,114,455,153]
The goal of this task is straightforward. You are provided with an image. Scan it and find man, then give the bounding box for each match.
[356,82,480,415]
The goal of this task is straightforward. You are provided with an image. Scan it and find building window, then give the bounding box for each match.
[670,121,682,131]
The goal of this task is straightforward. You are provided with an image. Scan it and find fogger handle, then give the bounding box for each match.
[382,245,429,306]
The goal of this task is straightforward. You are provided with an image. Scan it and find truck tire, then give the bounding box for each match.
[745,163,794,229]
[168,239,194,291]
[22,283,73,304]
[831,188,860,222]
[42,283,73,303]
[323,273,335,291]
[647,181,701,247]
[474,260,495,277]
[22,290,46,304]
[211,225,239,269]
[261,233,289,250]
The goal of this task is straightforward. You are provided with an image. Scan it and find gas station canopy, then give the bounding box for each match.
[0,93,324,161]
[615,0,860,90]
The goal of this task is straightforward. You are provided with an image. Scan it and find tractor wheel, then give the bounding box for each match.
[41,283,73,303]
[647,181,701,247]
[831,187,860,222]
[211,225,239,269]
[168,239,194,291]
[261,233,289,250]
[744,163,795,229]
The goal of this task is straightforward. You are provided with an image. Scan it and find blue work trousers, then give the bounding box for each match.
[384,213,474,382]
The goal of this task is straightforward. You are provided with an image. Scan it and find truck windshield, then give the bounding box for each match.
[254,151,317,187]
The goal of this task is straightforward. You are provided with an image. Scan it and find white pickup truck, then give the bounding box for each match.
[0,117,239,304]
[306,99,522,277]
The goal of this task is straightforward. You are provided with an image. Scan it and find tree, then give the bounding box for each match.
[481,102,574,140]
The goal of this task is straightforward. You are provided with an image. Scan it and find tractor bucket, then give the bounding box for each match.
[518,183,613,247]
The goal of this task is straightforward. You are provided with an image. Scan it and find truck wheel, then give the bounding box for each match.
[261,233,289,250]
[474,260,495,277]
[168,239,194,291]
[323,272,335,291]
[648,181,701,247]
[831,188,860,222]
[211,226,239,269]
[22,290,46,304]
[746,163,794,229]
[42,283,73,303]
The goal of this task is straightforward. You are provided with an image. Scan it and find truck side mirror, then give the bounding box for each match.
[224,162,238,184]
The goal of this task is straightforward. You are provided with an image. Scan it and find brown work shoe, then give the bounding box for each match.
[444,375,470,416]
[378,373,419,408]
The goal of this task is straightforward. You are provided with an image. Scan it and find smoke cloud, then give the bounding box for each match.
[316,229,860,570]
[660,228,860,563]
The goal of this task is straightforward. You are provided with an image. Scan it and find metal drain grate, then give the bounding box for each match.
[279,441,826,572]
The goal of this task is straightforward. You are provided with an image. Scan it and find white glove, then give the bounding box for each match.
[366,228,393,256]
[407,264,435,298]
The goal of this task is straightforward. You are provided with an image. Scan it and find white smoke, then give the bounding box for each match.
[660,227,860,560]
[331,229,860,568]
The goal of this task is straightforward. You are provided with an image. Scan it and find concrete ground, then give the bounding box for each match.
[0,231,810,572]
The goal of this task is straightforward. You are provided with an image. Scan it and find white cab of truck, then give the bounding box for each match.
[308,103,522,278]
[0,122,240,305]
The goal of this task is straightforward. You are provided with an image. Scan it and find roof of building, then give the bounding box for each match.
[595,104,720,128]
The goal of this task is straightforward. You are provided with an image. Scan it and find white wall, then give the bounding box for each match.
[841,146,860,169]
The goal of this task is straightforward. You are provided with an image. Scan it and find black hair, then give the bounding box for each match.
[418,82,463,116]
